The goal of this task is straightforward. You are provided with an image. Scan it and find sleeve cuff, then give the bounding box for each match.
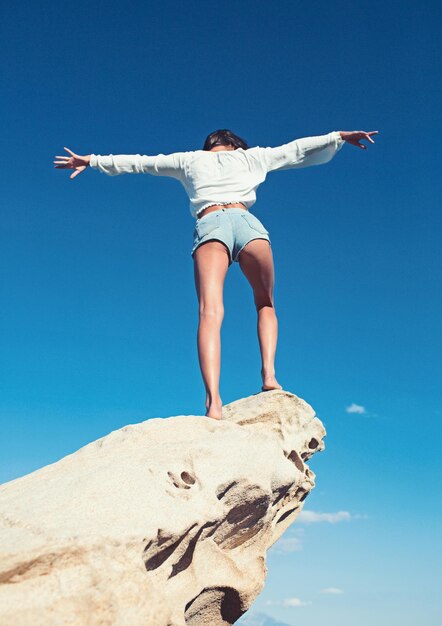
[89,154,98,168]
[333,131,344,147]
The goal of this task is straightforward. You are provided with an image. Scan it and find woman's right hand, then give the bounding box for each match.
[53,147,91,180]
[339,130,379,149]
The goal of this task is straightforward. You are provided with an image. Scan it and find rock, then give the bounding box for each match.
[0,390,325,626]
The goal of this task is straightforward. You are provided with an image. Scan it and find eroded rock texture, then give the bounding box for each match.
[0,390,325,626]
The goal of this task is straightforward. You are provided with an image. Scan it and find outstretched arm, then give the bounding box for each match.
[54,148,188,180]
[259,130,378,173]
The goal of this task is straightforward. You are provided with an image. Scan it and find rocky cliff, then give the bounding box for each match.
[0,390,325,626]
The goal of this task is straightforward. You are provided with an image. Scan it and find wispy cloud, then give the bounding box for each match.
[271,535,303,553]
[265,597,312,608]
[298,510,351,523]
[320,587,344,595]
[346,403,366,414]
[270,528,304,554]
[283,597,312,607]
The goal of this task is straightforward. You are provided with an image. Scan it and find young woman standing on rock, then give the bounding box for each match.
[54,128,377,419]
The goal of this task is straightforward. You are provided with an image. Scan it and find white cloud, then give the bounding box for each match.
[346,403,366,414]
[298,510,351,523]
[271,536,303,553]
[265,597,312,608]
[320,587,344,595]
[283,597,312,607]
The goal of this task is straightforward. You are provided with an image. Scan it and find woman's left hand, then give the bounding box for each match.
[339,130,379,149]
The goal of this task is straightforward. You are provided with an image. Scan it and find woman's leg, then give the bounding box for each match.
[238,239,282,391]
[193,240,230,419]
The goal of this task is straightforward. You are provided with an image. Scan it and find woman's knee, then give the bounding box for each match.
[254,292,275,310]
[198,303,225,323]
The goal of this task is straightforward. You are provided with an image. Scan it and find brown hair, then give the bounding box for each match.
[203,129,249,151]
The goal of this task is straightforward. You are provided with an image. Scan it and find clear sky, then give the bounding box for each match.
[1,2,441,625]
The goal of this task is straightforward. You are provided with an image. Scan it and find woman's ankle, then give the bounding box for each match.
[205,393,222,408]
[261,367,276,379]
[261,369,282,390]
[205,398,223,420]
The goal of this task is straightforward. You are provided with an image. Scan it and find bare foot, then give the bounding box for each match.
[261,372,282,392]
[205,397,223,420]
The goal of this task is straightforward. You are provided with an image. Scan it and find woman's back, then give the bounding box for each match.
[89,131,344,217]
[182,148,267,216]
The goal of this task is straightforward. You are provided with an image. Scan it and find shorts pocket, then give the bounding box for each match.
[241,212,269,235]
[196,213,221,238]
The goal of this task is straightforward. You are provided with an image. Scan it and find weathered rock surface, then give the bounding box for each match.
[0,390,325,626]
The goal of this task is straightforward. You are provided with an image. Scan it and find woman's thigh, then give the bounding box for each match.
[193,241,230,311]
[238,239,275,308]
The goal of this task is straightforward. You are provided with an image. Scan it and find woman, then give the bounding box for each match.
[54,128,378,419]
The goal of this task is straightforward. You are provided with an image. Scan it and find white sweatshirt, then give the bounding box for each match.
[89,131,344,218]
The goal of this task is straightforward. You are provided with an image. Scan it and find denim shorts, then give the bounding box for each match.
[191,208,271,265]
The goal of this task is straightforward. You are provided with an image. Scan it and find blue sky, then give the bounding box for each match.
[1,1,441,625]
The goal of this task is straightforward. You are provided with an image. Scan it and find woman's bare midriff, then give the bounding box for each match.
[197,202,247,219]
